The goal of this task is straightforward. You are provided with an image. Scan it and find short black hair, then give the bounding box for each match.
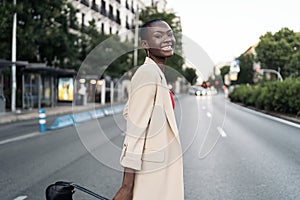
[140,19,165,40]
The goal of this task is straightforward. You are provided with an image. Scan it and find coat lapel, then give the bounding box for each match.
[144,57,180,141]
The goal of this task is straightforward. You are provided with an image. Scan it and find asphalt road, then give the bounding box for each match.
[0,115,58,141]
[1,94,300,200]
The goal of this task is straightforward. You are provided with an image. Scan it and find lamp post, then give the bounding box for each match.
[11,0,17,112]
[133,9,139,68]
[260,69,283,82]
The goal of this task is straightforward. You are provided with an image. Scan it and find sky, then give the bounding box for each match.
[166,0,300,66]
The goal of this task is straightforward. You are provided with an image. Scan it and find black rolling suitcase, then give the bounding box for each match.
[46,181,110,200]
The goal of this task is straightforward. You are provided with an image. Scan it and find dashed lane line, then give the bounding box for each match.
[217,126,227,138]
[206,112,212,118]
[0,132,39,146]
[14,196,28,200]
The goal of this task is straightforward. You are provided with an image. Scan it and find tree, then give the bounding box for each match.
[17,0,81,68]
[183,67,197,85]
[220,65,230,84]
[255,28,300,78]
[79,19,109,68]
[236,53,254,84]
[285,50,300,77]
[0,0,83,69]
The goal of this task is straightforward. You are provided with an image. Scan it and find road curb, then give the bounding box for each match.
[229,102,300,127]
[48,104,125,130]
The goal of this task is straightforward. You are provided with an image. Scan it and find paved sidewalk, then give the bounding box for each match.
[0,102,123,125]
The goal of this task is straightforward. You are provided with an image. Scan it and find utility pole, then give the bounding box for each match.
[133,9,139,67]
[11,0,17,112]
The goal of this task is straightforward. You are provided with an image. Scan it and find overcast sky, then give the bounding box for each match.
[167,0,300,65]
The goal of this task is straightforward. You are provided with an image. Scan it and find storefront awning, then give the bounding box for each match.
[21,64,77,76]
[0,59,29,69]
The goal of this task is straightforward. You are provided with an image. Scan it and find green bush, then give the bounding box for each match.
[229,78,300,115]
[247,86,261,106]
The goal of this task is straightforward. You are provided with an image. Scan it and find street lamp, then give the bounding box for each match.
[260,68,283,82]
[133,8,139,68]
[11,0,17,112]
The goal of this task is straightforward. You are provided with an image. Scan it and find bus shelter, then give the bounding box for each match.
[21,64,77,109]
[0,59,13,113]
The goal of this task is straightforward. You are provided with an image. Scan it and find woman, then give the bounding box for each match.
[113,19,184,200]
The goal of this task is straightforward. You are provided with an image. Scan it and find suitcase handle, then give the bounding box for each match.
[56,181,110,200]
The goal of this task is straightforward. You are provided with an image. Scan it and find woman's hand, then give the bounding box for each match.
[113,185,133,200]
[113,168,135,200]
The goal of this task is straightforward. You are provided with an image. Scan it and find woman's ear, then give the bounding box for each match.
[141,40,149,49]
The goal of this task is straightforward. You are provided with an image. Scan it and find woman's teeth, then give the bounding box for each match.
[162,46,172,51]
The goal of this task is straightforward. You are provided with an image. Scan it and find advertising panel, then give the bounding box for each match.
[58,77,74,101]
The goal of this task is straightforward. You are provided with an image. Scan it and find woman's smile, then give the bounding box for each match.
[161,45,173,51]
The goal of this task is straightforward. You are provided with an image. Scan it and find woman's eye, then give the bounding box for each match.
[154,34,162,39]
[168,32,174,37]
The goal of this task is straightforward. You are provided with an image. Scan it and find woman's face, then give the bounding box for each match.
[144,21,176,58]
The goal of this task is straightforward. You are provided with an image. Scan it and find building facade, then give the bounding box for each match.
[68,0,166,40]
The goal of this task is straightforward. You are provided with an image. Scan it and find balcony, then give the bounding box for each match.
[116,17,121,25]
[101,7,107,17]
[108,13,114,21]
[92,3,99,12]
[80,0,90,7]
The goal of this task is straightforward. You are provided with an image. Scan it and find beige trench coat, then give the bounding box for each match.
[120,57,184,200]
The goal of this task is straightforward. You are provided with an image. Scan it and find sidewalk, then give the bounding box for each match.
[0,102,123,125]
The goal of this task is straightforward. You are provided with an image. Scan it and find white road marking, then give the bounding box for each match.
[14,196,28,200]
[206,112,212,118]
[217,127,227,138]
[0,132,39,146]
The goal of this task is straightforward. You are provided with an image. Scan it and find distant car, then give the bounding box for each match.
[206,86,218,95]
[188,86,207,96]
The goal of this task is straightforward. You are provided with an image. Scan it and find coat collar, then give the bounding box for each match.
[144,57,180,140]
[144,57,165,80]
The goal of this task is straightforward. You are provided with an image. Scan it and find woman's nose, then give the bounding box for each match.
[163,35,173,42]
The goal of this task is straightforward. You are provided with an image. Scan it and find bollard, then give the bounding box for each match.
[39,108,46,132]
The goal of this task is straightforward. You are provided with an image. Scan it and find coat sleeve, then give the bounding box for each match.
[120,68,158,171]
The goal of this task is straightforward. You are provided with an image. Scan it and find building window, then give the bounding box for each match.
[125,16,130,29]
[125,0,129,9]
[81,13,85,27]
[80,0,90,7]
[131,0,135,13]
[109,27,112,35]
[101,23,104,33]
[108,4,114,20]
[132,19,134,29]
[101,0,107,16]
[92,0,99,12]
[116,9,121,24]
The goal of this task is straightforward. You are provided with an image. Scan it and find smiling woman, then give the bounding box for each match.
[140,19,176,59]
[113,19,184,200]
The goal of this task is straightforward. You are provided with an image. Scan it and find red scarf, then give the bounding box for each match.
[169,90,175,109]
